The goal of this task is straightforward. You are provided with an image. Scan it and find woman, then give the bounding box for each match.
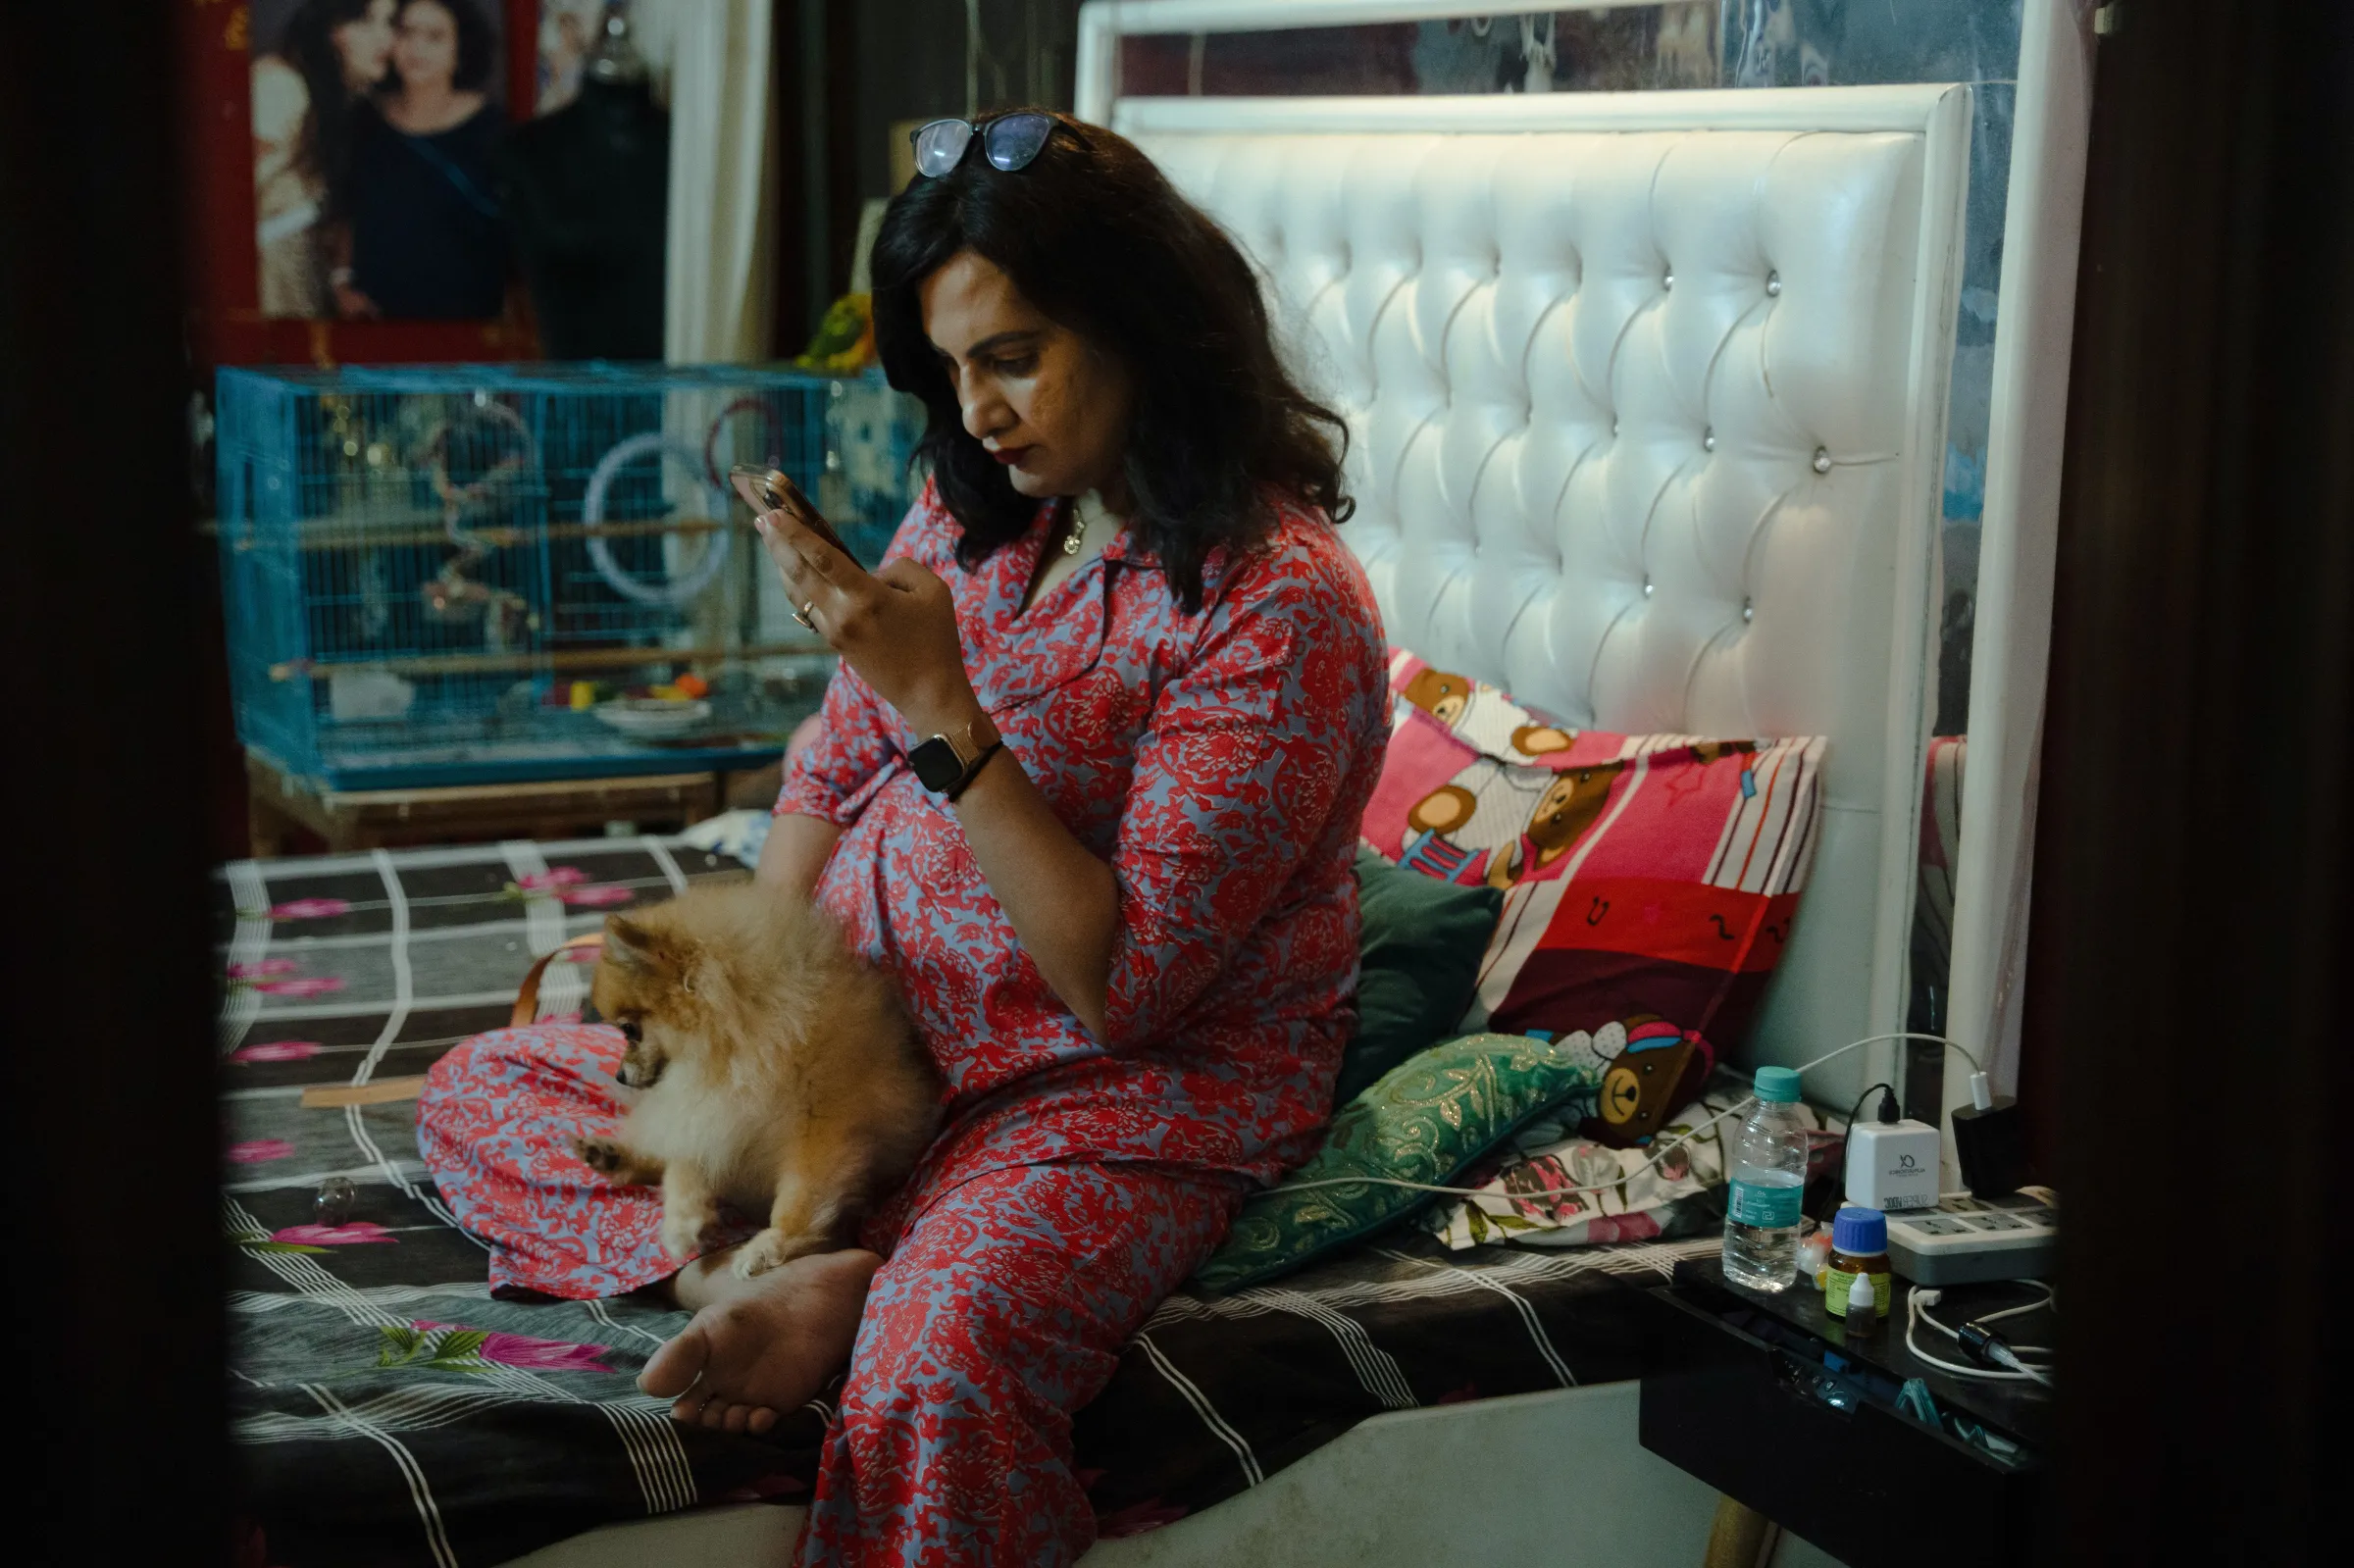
[251,0,395,317]
[337,0,505,319]
[418,112,1389,1564]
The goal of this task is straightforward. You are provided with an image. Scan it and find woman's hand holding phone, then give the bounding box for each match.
[742,471,981,739]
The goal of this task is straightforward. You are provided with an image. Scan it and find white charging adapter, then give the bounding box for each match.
[1846,1116,1942,1212]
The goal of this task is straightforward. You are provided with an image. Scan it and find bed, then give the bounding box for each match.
[219,837,1720,1566]
[219,4,2075,1555]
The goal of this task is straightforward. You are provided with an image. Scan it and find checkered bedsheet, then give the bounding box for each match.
[217,837,1713,1566]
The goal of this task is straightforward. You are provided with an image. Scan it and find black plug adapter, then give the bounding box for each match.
[1951,1095,2030,1197]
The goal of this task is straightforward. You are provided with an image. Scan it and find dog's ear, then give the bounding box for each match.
[601,915,665,974]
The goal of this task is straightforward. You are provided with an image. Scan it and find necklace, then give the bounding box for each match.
[1059,499,1086,556]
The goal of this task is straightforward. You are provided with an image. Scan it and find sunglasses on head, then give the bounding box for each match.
[909,112,1058,179]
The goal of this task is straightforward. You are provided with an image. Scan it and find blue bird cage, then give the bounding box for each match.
[215,363,922,790]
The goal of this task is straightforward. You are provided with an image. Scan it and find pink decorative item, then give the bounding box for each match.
[555,885,634,908]
[228,1138,296,1163]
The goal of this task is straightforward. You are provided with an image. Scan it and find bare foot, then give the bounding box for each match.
[640,1246,880,1435]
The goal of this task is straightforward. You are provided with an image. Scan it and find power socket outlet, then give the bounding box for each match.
[1846,1119,1941,1212]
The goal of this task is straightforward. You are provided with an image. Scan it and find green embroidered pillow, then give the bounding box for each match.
[1192,1027,1624,1293]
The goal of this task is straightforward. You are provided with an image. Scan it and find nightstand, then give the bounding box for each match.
[1639,1256,2051,1567]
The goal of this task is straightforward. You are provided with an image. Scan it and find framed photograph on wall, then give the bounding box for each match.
[249,0,509,321]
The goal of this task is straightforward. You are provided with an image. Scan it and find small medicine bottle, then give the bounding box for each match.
[1823,1205,1892,1321]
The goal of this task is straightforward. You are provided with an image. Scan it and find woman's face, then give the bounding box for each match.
[392,0,461,93]
[920,250,1134,505]
[332,0,397,90]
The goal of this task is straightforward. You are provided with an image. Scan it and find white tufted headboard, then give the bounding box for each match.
[1106,86,1972,1089]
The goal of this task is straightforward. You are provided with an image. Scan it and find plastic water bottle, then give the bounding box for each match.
[1722,1066,1811,1291]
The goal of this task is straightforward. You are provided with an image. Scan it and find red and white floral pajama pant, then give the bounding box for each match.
[417,1024,1245,1566]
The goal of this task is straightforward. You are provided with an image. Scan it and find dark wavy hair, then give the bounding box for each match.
[281,0,389,218]
[398,0,496,94]
[869,111,1351,613]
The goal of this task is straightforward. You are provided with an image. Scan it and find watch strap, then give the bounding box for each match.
[943,741,1003,802]
[957,709,1002,760]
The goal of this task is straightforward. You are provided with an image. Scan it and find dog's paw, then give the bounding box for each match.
[731,1228,823,1280]
[658,1209,714,1262]
[574,1136,627,1174]
[574,1136,660,1188]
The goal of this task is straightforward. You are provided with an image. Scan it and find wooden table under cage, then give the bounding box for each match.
[242,750,772,856]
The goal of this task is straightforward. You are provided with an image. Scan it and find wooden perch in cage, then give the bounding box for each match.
[268,641,828,683]
[222,516,748,552]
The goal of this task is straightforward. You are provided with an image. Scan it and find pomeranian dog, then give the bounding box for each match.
[572,881,943,1279]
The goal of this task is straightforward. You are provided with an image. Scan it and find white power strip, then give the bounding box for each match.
[1885,1191,2056,1285]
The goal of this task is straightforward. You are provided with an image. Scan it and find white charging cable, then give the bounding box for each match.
[1277,1031,1978,1204]
[1906,1282,2056,1385]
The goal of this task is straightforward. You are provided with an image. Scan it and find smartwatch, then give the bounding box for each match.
[909,711,1003,800]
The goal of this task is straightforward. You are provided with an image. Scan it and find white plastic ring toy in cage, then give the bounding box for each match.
[581,431,735,608]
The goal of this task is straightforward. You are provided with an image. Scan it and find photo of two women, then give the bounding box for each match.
[251,0,507,321]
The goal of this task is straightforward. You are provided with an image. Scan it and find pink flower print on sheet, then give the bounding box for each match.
[510,867,635,908]
[385,1320,617,1374]
[256,977,347,997]
[227,960,347,997]
[272,1222,396,1246]
[269,897,352,921]
[228,1138,295,1164]
[230,1040,323,1064]
[229,959,298,979]
[554,885,634,907]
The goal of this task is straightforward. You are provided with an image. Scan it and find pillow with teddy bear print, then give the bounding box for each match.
[1364,651,1827,1098]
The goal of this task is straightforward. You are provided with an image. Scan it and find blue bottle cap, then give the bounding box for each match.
[1832,1205,1888,1255]
[1754,1065,1801,1103]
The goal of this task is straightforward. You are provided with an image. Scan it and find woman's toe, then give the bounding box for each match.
[721,1402,752,1435]
[698,1397,734,1430]
[747,1406,778,1436]
[640,1322,711,1399]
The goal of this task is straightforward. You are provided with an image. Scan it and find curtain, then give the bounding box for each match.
[661,0,778,364]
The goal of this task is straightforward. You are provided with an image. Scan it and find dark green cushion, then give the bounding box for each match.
[1192,1030,1608,1293]
[1339,848,1503,1108]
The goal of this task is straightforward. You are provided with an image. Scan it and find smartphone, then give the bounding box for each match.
[730,464,854,561]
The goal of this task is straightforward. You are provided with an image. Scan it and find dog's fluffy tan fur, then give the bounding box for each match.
[574,881,942,1280]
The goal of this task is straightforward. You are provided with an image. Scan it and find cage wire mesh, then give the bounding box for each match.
[216,363,921,789]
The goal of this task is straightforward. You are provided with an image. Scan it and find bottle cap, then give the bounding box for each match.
[1754,1066,1801,1103]
[1831,1204,1888,1255]
[1846,1268,1876,1314]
